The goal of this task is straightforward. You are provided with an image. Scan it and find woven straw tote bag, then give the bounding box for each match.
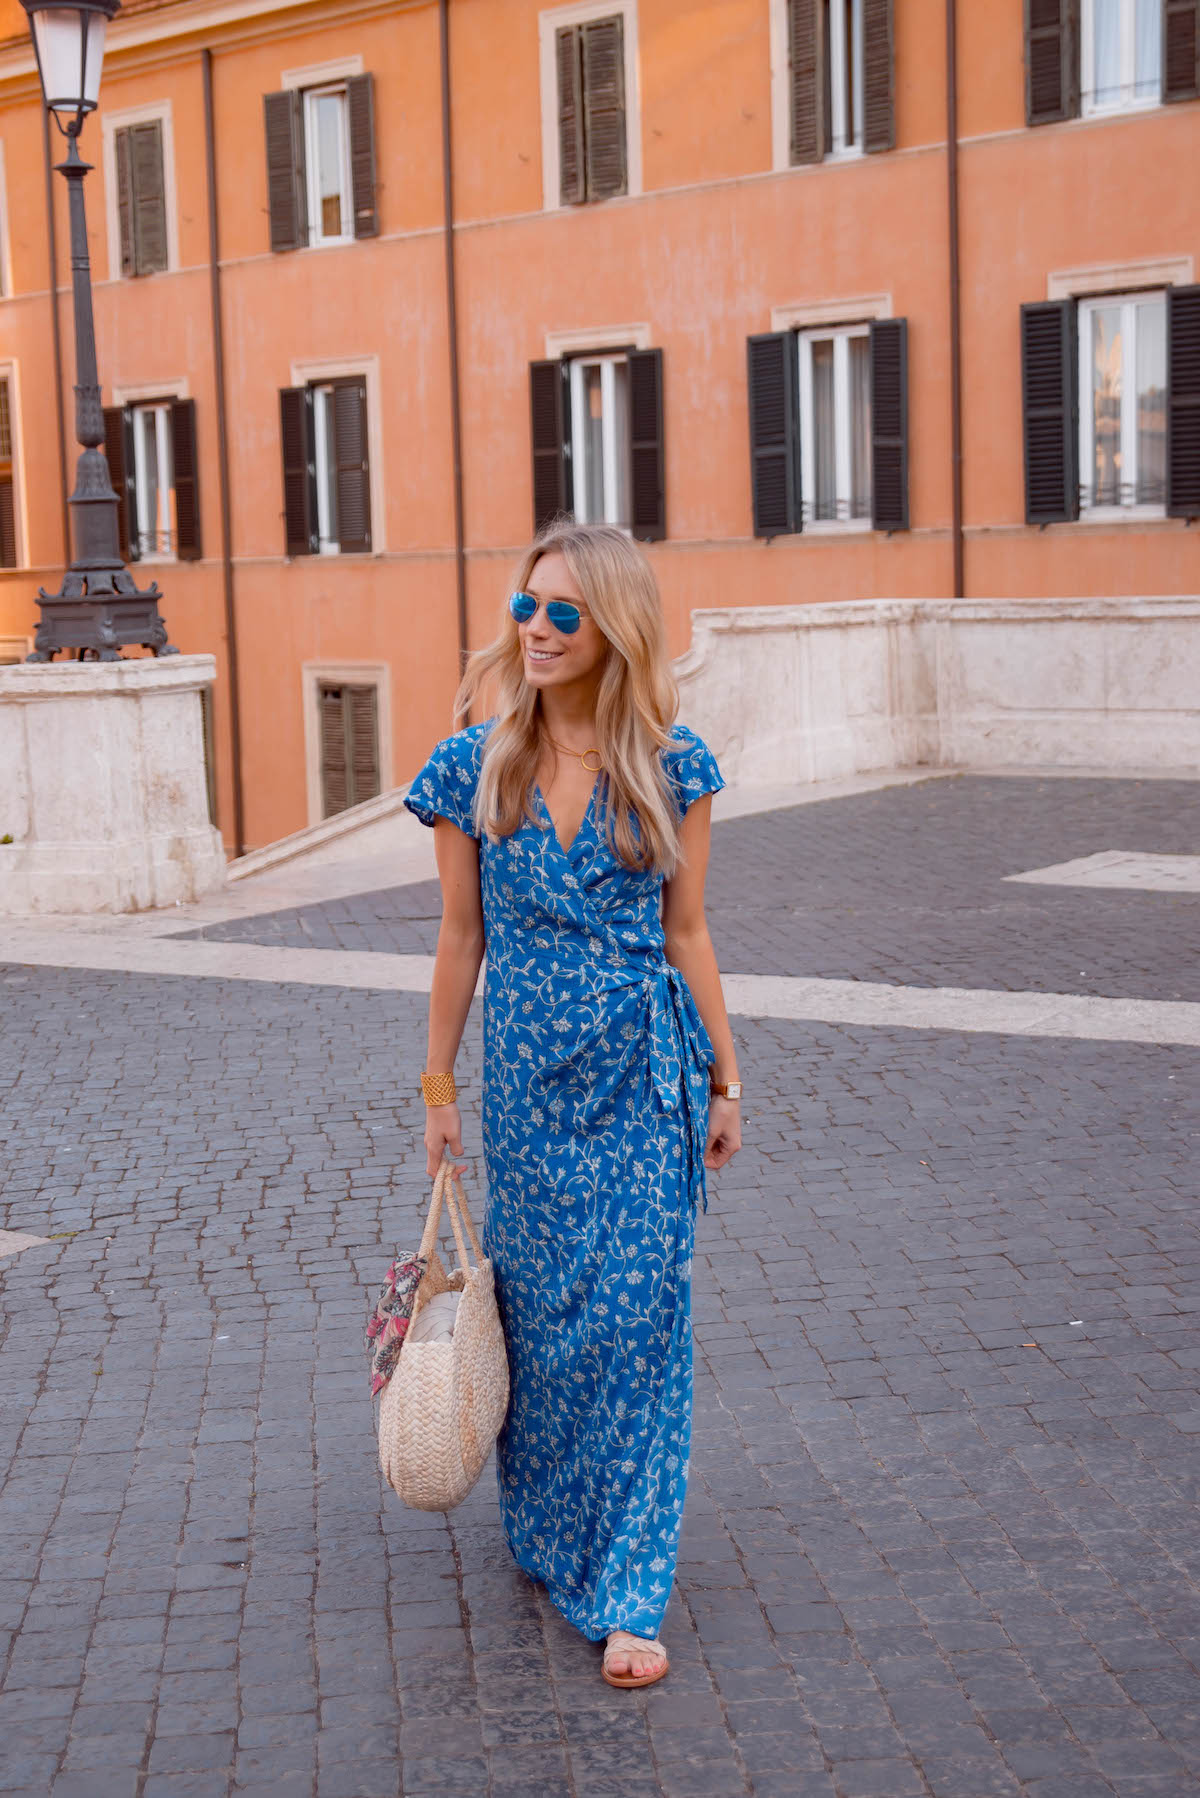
[377,1161,510,1512]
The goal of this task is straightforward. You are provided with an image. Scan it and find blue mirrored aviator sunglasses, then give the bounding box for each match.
[508,591,582,635]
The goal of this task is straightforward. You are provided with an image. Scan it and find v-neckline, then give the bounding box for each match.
[535,780,598,861]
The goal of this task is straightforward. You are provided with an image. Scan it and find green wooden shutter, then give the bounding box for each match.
[557,26,585,204]
[1021,300,1078,523]
[170,398,201,561]
[870,318,909,531]
[1167,285,1200,518]
[581,16,627,199]
[747,333,801,538]
[627,348,665,541]
[1164,0,1200,101]
[103,404,136,561]
[862,0,895,153]
[332,377,372,553]
[347,74,379,238]
[1025,0,1080,124]
[264,89,307,252]
[530,359,572,531]
[788,0,825,163]
[279,386,317,556]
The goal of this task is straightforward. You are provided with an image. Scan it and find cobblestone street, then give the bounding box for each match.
[2,774,1199,1798]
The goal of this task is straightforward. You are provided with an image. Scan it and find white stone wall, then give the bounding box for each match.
[0,654,226,915]
[675,596,1200,784]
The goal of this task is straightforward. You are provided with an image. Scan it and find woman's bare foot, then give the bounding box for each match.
[602,1630,669,1688]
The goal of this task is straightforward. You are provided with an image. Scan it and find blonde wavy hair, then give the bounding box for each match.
[455,521,682,875]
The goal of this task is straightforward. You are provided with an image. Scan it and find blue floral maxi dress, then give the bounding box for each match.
[404,723,725,1642]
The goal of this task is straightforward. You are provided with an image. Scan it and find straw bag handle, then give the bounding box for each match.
[417,1159,484,1275]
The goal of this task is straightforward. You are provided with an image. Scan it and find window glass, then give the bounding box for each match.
[313,383,340,553]
[1092,0,1121,106]
[1136,298,1166,505]
[305,88,349,245]
[825,0,864,154]
[811,340,837,521]
[570,355,629,527]
[849,336,871,520]
[1086,0,1161,109]
[800,326,872,526]
[1134,0,1161,99]
[1089,305,1122,507]
[132,402,174,557]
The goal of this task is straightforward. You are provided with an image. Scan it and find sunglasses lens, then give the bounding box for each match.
[546,602,582,635]
[508,591,537,623]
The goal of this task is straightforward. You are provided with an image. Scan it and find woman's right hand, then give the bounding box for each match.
[425,1102,467,1178]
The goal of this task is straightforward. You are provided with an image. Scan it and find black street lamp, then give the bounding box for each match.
[23,0,176,660]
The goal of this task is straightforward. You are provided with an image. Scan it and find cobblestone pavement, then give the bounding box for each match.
[178,777,1200,1003]
[3,773,1200,1798]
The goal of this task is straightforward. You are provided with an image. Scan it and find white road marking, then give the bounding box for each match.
[1006,851,1200,893]
[4,929,1200,1047]
[0,1230,51,1260]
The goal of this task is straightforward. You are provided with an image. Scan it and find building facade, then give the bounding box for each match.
[0,0,1196,852]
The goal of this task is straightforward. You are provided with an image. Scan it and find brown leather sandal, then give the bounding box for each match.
[602,1629,670,1689]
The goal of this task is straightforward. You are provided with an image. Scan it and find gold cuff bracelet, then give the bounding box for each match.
[420,1070,457,1107]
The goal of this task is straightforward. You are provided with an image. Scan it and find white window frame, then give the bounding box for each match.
[568,351,629,527]
[301,660,392,829]
[289,354,385,555]
[0,360,28,568]
[301,83,354,250]
[101,100,179,281]
[797,323,872,531]
[0,140,11,299]
[828,0,866,157]
[129,400,175,561]
[1081,0,1162,116]
[1077,289,1167,521]
[770,0,865,169]
[539,0,642,212]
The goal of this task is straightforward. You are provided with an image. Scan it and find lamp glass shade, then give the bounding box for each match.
[30,8,107,116]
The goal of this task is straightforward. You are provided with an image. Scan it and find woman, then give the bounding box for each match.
[404,521,741,1689]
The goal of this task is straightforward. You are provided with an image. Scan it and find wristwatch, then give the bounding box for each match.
[710,1080,742,1100]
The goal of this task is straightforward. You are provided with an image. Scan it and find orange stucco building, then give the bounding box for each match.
[0,0,1197,851]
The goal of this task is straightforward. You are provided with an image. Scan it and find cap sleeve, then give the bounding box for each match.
[403,730,481,836]
[663,726,725,817]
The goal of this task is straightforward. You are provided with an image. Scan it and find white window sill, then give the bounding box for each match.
[305,235,356,252]
[803,518,873,536]
[1077,504,1167,525]
[824,145,865,164]
[1081,94,1161,120]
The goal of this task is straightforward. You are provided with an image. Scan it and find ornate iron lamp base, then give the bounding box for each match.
[28,563,178,662]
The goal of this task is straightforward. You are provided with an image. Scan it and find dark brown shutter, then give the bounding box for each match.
[279,386,317,556]
[1164,0,1200,101]
[116,127,134,277]
[170,398,201,561]
[348,684,381,805]
[530,359,572,531]
[870,318,908,531]
[103,404,136,561]
[131,122,167,274]
[0,477,15,568]
[747,332,801,538]
[1021,300,1078,524]
[319,683,349,817]
[862,0,895,153]
[627,348,664,541]
[1167,285,1200,518]
[333,377,372,553]
[557,26,585,204]
[319,682,379,816]
[788,0,825,163]
[347,73,379,238]
[1025,0,1080,124]
[264,89,307,252]
[582,17,627,200]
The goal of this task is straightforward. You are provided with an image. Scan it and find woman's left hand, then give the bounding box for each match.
[704,1096,742,1171]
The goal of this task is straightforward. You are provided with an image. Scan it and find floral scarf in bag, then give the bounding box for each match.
[366,1250,427,1397]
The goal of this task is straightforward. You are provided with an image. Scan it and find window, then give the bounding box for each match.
[0,375,17,567]
[1083,0,1162,111]
[102,398,200,562]
[279,376,372,556]
[798,325,872,524]
[556,14,626,204]
[1079,292,1166,512]
[746,318,908,537]
[263,75,377,252]
[569,354,629,525]
[115,121,167,275]
[779,0,894,166]
[528,347,664,538]
[318,681,380,818]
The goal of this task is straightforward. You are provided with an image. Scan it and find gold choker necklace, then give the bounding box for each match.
[546,733,603,774]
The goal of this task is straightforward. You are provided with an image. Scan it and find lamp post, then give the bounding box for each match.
[22,0,175,660]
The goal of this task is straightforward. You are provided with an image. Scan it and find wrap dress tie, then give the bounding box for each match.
[405,722,725,1640]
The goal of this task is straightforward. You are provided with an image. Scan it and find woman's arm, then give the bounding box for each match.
[423,817,485,1177]
[661,794,741,1173]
